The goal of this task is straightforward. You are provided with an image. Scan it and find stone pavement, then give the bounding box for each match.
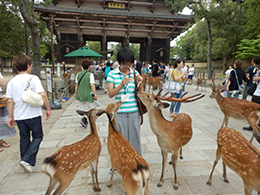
[0,78,260,195]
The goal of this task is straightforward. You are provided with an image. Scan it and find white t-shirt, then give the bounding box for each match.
[75,72,95,84]
[6,74,45,120]
[188,67,194,75]
[0,73,3,92]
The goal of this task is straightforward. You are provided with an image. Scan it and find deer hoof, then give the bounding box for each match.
[93,187,101,192]
[224,179,229,183]
[206,181,211,186]
[157,183,163,187]
[107,184,112,188]
[168,161,173,165]
[179,156,183,160]
[173,185,178,190]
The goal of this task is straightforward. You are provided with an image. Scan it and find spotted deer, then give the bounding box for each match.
[147,76,163,94]
[207,127,260,195]
[97,101,149,195]
[137,89,204,190]
[210,75,260,143]
[196,78,207,91]
[42,109,102,195]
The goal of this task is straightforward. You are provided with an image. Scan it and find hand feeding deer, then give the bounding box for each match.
[207,127,260,195]
[137,89,204,190]
[210,75,260,143]
[97,101,149,195]
[42,109,102,195]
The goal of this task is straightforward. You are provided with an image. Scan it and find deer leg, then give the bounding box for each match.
[52,178,74,195]
[157,151,167,187]
[179,147,183,159]
[221,115,229,128]
[169,154,173,165]
[206,145,222,186]
[196,85,198,90]
[222,161,229,183]
[107,165,115,188]
[243,185,252,195]
[45,177,58,195]
[90,159,101,192]
[171,151,179,190]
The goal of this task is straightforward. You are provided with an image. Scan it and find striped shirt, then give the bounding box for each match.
[107,67,139,113]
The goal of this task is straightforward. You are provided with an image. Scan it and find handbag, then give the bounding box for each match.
[22,76,44,107]
[133,70,147,125]
[164,79,184,94]
[0,95,8,108]
[247,83,257,96]
[233,70,244,92]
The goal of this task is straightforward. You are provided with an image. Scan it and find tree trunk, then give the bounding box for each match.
[19,0,41,77]
[206,19,213,79]
[223,53,227,74]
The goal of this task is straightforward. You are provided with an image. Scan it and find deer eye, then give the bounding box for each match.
[147,95,150,98]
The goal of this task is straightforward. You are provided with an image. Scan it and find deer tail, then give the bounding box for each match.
[132,164,149,194]
[41,155,58,177]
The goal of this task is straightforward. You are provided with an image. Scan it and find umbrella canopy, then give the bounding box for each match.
[64,46,103,58]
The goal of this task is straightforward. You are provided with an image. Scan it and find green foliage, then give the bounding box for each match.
[86,41,101,53]
[0,2,25,58]
[235,36,260,60]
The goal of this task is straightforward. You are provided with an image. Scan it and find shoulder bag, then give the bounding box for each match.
[133,70,147,125]
[247,83,257,96]
[233,70,244,92]
[21,76,44,107]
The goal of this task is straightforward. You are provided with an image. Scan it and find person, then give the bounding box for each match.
[226,59,248,99]
[223,64,234,97]
[74,58,97,128]
[143,63,150,75]
[166,64,174,80]
[135,59,142,75]
[187,64,194,85]
[107,47,143,156]
[169,59,188,118]
[62,61,66,73]
[104,61,112,93]
[0,73,16,152]
[151,59,159,77]
[159,61,166,82]
[243,56,260,131]
[6,54,51,173]
[242,56,260,100]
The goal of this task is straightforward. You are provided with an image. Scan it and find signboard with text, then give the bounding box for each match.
[107,2,126,9]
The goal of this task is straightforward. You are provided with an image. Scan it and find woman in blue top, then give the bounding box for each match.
[107,47,143,155]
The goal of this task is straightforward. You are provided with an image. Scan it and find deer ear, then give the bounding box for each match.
[162,102,170,108]
[96,110,105,116]
[76,110,87,116]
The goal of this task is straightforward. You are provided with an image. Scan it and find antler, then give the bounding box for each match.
[156,93,205,103]
[212,74,230,92]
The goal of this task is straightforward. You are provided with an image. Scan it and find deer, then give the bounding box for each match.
[206,127,260,195]
[96,101,150,195]
[140,74,148,92]
[137,88,204,190]
[210,75,260,143]
[147,76,163,94]
[42,108,102,195]
[196,78,207,91]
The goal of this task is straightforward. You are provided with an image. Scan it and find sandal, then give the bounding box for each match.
[0,140,10,147]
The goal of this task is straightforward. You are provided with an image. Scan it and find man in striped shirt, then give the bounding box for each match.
[107,47,143,155]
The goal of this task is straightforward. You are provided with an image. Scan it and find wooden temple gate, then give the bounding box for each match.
[34,0,191,64]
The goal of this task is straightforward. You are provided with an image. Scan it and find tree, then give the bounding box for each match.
[0,1,24,58]
[235,36,260,60]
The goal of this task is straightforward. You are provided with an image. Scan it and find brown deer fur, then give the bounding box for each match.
[140,74,148,91]
[42,109,102,195]
[137,90,193,190]
[147,76,163,94]
[98,101,149,195]
[207,127,260,195]
[196,78,207,92]
[209,90,260,142]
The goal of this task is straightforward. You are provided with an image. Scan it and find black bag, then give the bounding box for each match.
[247,83,257,96]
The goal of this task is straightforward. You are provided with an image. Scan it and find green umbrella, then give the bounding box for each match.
[64,46,103,58]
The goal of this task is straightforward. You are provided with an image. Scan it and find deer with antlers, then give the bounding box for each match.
[97,101,149,195]
[137,89,204,190]
[42,109,102,195]
[210,75,260,143]
[207,127,260,195]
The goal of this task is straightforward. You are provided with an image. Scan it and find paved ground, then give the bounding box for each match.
[0,74,259,195]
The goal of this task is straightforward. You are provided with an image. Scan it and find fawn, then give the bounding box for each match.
[97,101,150,195]
[42,109,102,195]
[207,127,260,195]
[196,78,207,92]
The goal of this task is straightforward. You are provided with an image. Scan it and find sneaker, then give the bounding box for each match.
[243,126,253,131]
[80,117,88,128]
[19,161,32,173]
[109,168,117,174]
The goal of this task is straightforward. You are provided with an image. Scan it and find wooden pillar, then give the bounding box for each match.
[122,37,129,48]
[140,40,146,62]
[101,35,107,60]
[166,39,170,64]
[146,38,152,62]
